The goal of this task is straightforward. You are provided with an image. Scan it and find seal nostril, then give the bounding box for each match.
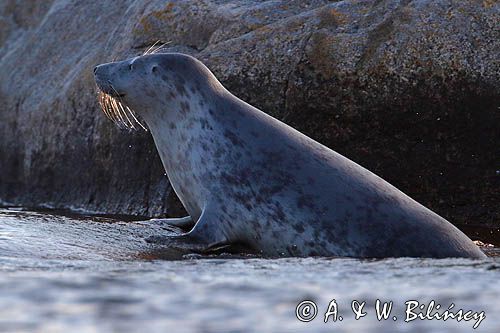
[93,66,98,74]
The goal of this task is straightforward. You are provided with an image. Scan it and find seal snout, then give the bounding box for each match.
[93,64,105,77]
[94,65,123,98]
[93,65,109,91]
[93,61,148,130]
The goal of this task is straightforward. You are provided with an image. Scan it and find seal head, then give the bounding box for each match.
[95,53,224,123]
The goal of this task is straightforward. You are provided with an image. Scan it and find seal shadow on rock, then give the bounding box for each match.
[94,52,486,259]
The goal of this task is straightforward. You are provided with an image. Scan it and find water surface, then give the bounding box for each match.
[0,208,498,333]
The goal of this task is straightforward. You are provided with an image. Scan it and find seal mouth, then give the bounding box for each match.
[94,79,124,99]
[96,89,147,131]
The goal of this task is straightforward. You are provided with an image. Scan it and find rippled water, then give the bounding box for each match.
[0,208,499,333]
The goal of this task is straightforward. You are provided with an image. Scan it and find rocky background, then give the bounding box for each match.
[0,0,498,227]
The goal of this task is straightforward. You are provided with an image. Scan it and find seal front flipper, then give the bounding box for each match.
[147,216,195,231]
[146,205,229,253]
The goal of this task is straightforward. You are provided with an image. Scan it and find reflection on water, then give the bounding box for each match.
[0,208,499,333]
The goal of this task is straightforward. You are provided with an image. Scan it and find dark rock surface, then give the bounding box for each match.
[0,0,498,225]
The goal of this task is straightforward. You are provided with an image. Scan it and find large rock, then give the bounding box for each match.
[0,0,498,225]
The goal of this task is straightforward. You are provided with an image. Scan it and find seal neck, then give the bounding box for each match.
[141,89,229,218]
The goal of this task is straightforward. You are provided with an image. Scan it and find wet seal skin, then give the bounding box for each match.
[94,53,486,259]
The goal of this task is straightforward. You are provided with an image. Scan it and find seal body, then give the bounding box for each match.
[94,53,485,259]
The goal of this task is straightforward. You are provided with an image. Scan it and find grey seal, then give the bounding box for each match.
[94,53,485,259]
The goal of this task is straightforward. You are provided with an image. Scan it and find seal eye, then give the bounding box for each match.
[152,66,158,73]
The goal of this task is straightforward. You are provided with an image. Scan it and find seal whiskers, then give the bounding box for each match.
[143,40,171,56]
[109,84,133,128]
[98,91,112,120]
[97,90,146,130]
[126,105,147,131]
